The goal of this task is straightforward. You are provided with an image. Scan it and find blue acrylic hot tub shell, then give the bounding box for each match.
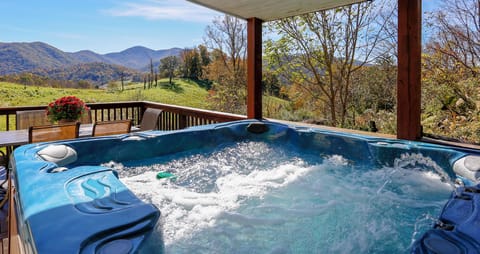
[10,120,480,254]
[12,147,160,253]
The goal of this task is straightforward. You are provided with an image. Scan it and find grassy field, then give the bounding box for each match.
[0,78,291,153]
[0,78,212,133]
[0,78,290,131]
[0,78,211,109]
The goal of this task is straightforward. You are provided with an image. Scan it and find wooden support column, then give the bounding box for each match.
[397,0,422,140]
[247,17,263,119]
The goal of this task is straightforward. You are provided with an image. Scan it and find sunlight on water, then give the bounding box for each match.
[104,141,454,254]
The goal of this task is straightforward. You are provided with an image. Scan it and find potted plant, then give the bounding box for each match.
[46,96,89,123]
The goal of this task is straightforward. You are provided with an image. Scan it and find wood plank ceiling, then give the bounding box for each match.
[187,0,367,21]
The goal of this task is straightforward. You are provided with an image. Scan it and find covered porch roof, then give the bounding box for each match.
[187,0,367,21]
[188,0,422,141]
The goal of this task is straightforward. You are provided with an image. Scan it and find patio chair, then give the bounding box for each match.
[0,150,6,170]
[92,120,132,137]
[28,122,80,143]
[16,110,50,130]
[79,109,92,124]
[139,108,163,131]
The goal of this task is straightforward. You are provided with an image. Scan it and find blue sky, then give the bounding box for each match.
[0,0,440,54]
[0,0,221,54]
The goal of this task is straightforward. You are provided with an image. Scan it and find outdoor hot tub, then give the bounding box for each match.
[11,120,480,253]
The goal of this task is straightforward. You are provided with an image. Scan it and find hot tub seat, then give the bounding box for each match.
[412,185,480,254]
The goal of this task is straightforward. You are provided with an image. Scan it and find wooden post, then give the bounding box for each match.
[397,0,422,140]
[247,17,263,119]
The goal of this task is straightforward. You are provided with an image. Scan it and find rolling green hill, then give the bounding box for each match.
[0,41,182,75]
[0,41,77,75]
[32,62,142,86]
[0,78,211,109]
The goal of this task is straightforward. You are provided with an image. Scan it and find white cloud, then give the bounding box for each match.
[104,0,220,22]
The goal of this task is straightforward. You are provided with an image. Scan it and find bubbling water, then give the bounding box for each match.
[105,141,454,254]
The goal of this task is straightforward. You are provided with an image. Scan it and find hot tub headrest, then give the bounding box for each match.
[246,122,269,134]
[37,145,77,167]
[453,155,480,184]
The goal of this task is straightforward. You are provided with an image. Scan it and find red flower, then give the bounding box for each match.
[45,96,88,122]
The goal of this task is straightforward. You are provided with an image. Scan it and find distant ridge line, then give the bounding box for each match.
[0,41,183,75]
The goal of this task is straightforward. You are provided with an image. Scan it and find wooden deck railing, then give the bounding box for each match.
[142,102,246,130]
[0,101,245,132]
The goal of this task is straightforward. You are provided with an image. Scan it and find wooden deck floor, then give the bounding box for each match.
[0,166,21,254]
[0,195,9,254]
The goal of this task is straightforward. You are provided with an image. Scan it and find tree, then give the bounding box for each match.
[160,56,180,84]
[181,48,201,79]
[425,0,479,78]
[421,0,480,142]
[198,44,211,73]
[149,58,154,89]
[120,71,125,91]
[203,15,247,114]
[349,56,397,132]
[265,2,392,127]
[107,81,119,91]
[77,80,93,89]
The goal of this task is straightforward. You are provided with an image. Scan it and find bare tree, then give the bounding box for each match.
[420,0,480,142]
[265,2,392,126]
[203,15,247,114]
[425,0,480,77]
[204,15,246,75]
[374,0,398,59]
[149,58,154,89]
[120,71,125,91]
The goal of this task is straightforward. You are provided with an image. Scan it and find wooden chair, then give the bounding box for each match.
[16,110,50,130]
[28,122,80,143]
[92,120,132,137]
[17,109,91,130]
[79,109,92,124]
[139,108,163,131]
[0,150,6,170]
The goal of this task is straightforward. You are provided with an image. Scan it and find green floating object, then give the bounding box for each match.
[156,171,175,179]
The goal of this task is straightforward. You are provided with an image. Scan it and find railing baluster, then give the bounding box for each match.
[179,115,187,129]
[166,112,171,130]
[0,101,245,136]
[6,115,9,131]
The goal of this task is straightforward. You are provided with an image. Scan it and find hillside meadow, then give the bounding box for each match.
[0,78,210,109]
[0,78,213,132]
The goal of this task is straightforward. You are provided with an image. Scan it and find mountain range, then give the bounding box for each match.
[0,41,183,76]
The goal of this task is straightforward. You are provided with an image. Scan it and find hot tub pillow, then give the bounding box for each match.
[37,145,78,167]
[453,155,480,184]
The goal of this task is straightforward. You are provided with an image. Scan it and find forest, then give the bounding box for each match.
[177,0,478,144]
[2,0,478,143]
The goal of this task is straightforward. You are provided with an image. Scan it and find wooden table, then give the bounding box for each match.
[0,124,96,148]
[0,124,141,148]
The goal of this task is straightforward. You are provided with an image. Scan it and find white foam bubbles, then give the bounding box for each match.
[121,159,319,245]
[111,142,454,253]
